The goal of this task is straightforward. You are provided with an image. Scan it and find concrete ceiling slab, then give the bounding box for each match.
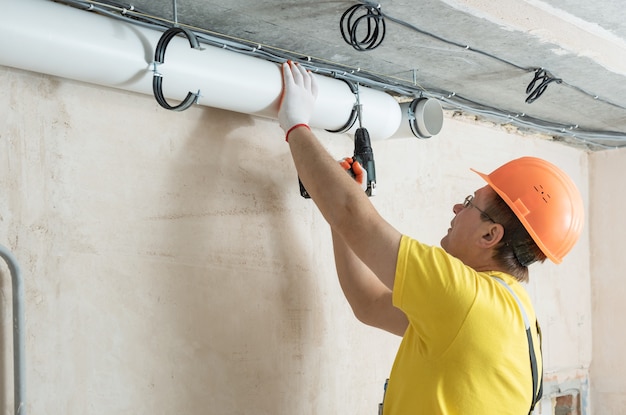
[83,0,626,149]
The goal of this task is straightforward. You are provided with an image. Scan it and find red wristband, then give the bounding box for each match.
[285,123,310,142]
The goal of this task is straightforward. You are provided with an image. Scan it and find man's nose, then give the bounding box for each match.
[453,203,463,215]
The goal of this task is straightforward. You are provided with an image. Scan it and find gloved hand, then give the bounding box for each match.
[278,61,319,134]
[339,157,368,193]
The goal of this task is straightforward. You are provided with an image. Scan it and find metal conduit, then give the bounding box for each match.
[0,245,25,415]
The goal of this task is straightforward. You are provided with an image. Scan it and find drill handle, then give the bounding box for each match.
[299,127,376,199]
[353,128,376,196]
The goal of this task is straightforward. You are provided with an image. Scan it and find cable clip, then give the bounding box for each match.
[152,27,202,112]
[151,61,163,78]
[325,80,360,133]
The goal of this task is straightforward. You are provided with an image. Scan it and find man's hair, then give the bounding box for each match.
[483,193,547,282]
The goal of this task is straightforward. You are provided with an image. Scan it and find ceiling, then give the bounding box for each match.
[71,0,626,149]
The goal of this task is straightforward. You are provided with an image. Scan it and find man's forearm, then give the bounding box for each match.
[286,126,402,291]
[279,62,401,289]
[332,229,408,336]
[288,126,367,228]
[332,228,385,319]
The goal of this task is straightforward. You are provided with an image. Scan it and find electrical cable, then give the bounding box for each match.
[525,68,562,104]
[44,0,626,149]
[340,3,386,51]
[349,0,625,111]
[350,0,527,70]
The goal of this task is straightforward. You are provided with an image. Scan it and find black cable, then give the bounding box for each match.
[350,0,527,70]
[347,1,574,107]
[340,3,386,51]
[49,0,626,148]
[525,68,562,104]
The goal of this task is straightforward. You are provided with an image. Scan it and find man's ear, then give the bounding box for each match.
[480,223,505,248]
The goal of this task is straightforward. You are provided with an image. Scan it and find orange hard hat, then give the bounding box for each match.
[471,157,584,264]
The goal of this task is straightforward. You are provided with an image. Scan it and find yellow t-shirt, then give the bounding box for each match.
[383,235,542,415]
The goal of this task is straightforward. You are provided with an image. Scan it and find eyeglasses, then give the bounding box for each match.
[463,195,496,223]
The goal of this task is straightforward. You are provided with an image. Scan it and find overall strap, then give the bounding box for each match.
[493,277,543,414]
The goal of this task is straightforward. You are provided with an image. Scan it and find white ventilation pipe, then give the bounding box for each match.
[392,98,444,139]
[0,0,406,140]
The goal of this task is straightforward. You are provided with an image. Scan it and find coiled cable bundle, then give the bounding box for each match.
[525,68,562,104]
[340,3,386,51]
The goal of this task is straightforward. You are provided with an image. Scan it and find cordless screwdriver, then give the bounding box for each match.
[299,126,376,198]
[353,127,376,196]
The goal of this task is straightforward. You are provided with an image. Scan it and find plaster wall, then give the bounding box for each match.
[0,65,592,414]
[588,148,626,415]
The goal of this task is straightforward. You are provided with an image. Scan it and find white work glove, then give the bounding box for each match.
[339,157,368,193]
[278,61,319,135]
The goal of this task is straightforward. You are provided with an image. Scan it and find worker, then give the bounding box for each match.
[277,61,584,414]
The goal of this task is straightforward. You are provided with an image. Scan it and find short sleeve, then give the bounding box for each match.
[393,235,480,354]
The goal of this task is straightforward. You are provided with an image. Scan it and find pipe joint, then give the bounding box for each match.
[405,97,443,139]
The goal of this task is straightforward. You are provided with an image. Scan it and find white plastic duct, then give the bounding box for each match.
[392,98,444,139]
[0,0,403,141]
